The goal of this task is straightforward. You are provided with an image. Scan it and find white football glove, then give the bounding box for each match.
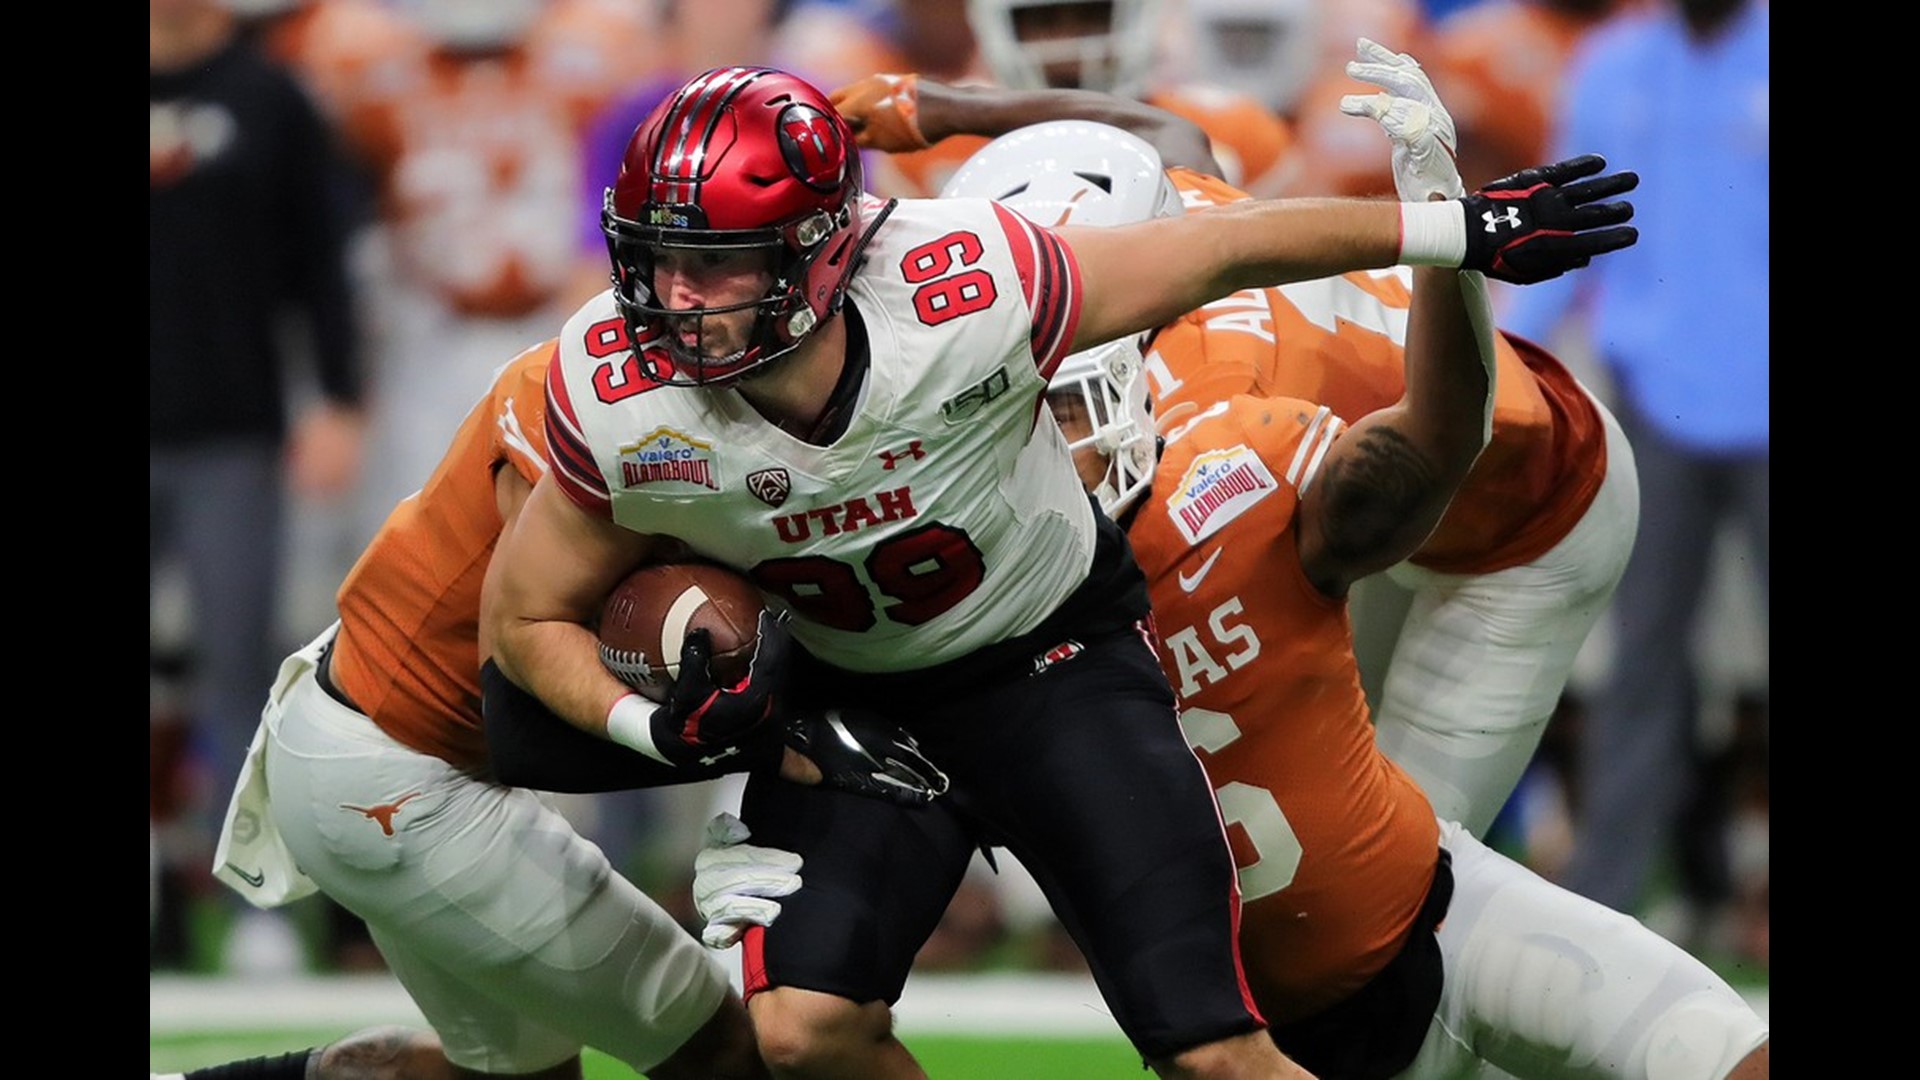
[690,812,803,949]
[1339,38,1465,202]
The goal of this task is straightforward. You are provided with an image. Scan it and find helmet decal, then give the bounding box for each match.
[777,104,847,193]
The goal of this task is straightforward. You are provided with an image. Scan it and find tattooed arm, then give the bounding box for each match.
[1295,264,1491,598]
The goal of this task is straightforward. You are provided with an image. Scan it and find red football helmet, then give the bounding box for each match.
[602,67,868,385]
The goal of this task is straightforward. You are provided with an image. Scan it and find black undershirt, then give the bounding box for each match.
[798,301,871,445]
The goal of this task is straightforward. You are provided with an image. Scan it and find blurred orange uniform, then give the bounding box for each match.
[1272,0,1429,197]
[1150,169,1607,575]
[250,0,422,121]
[333,0,655,317]
[1423,0,1630,190]
[854,81,1294,199]
[1128,394,1438,1020]
[326,342,551,771]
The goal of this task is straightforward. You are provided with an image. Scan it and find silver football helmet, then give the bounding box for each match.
[404,0,543,50]
[1179,0,1320,115]
[966,0,1165,97]
[941,121,1176,517]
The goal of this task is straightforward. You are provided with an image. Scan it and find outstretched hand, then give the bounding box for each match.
[1460,155,1639,284]
[787,706,951,806]
[829,73,931,152]
[1339,37,1464,203]
[691,813,803,949]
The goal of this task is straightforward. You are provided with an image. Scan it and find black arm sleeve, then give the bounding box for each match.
[481,660,779,792]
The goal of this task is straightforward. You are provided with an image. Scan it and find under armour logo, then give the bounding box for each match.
[1482,207,1523,232]
[698,746,743,768]
[340,791,425,837]
[879,441,926,470]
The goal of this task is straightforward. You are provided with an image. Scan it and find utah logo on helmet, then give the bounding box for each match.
[601,67,870,386]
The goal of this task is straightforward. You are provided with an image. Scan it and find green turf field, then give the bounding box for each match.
[150,970,1766,1077]
[150,1029,1145,1078]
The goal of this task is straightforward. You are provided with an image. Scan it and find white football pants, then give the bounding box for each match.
[257,625,729,1074]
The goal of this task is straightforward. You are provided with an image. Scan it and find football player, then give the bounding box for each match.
[954,90,1763,1078]
[695,104,1765,1078]
[483,64,1636,1078]
[197,335,941,1080]
[846,39,1640,840]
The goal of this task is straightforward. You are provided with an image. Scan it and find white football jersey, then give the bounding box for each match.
[546,196,1096,672]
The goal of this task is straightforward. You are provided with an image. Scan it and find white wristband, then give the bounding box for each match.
[606,693,672,766]
[1397,200,1466,267]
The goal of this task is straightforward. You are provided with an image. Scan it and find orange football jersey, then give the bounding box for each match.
[255,0,425,123]
[1132,395,1439,1021]
[337,0,655,317]
[1424,0,1623,190]
[1272,0,1429,198]
[870,80,1293,199]
[871,133,993,200]
[1149,169,1606,575]
[1146,83,1297,194]
[327,342,554,772]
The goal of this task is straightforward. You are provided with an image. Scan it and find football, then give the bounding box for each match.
[597,561,767,703]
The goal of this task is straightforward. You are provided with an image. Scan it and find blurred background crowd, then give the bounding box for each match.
[151,0,1767,984]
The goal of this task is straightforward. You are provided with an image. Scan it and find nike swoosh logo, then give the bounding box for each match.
[224,863,266,888]
[1178,549,1223,593]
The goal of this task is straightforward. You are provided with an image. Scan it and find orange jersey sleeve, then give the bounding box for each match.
[1146,84,1296,194]
[1424,1,1615,190]
[1275,0,1429,198]
[868,134,992,199]
[328,342,555,773]
[339,0,656,317]
[1148,172,1608,573]
[1131,396,1439,1021]
[260,0,428,124]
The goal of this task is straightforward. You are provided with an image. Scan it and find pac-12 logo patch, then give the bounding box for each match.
[747,467,792,507]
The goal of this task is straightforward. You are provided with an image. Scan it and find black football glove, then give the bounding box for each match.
[649,610,793,769]
[1459,154,1638,284]
[787,706,951,806]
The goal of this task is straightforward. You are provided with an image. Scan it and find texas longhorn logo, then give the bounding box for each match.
[340,791,426,837]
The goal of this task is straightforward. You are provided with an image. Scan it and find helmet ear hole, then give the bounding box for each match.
[941,120,1185,229]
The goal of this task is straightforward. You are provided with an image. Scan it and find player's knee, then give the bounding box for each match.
[1642,991,1769,1080]
[1723,1038,1769,1080]
[313,1025,459,1080]
[650,994,764,1080]
[748,987,894,1073]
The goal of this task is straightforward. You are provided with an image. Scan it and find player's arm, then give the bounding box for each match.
[1293,264,1487,598]
[480,472,664,737]
[1057,196,1409,354]
[831,73,1225,178]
